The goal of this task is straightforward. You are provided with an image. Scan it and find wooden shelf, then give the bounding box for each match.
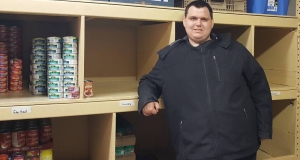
[0,0,297,28]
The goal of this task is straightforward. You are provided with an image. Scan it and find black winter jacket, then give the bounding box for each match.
[138,33,272,160]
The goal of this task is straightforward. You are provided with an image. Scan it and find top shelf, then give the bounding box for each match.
[0,0,297,28]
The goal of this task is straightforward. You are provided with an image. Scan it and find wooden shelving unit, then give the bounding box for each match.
[0,0,298,159]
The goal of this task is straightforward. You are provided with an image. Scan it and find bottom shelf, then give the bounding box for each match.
[257,150,274,159]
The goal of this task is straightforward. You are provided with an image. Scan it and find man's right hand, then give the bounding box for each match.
[142,102,160,116]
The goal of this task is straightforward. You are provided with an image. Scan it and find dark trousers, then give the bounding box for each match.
[236,153,256,160]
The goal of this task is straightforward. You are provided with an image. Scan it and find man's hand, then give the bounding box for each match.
[142,102,160,116]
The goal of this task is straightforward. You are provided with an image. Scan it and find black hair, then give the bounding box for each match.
[184,0,213,19]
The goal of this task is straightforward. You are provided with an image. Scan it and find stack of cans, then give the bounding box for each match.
[63,36,79,99]
[0,25,8,93]
[8,26,22,92]
[30,38,47,95]
[47,37,63,99]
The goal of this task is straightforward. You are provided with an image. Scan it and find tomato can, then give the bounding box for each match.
[0,154,10,160]
[84,80,93,98]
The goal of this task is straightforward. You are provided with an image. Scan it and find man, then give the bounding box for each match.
[138,0,272,160]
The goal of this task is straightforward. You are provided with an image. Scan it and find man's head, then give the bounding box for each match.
[183,0,214,46]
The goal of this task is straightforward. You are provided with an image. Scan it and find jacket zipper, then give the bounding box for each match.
[180,120,186,158]
[244,108,248,119]
[201,47,219,157]
[213,56,221,82]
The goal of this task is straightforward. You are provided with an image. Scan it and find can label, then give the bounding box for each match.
[63,42,77,48]
[26,129,39,147]
[48,70,63,76]
[48,76,63,82]
[48,87,63,93]
[0,60,8,65]
[63,70,77,76]
[47,59,63,65]
[0,76,7,82]
[32,79,47,85]
[0,65,8,71]
[0,88,7,93]
[32,48,46,54]
[31,69,46,75]
[48,93,63,99]
[63,36,77,43]
[63,48,77,54]
[47,37,61,43]
[48,81,63,87]
[27,150,40,157]
[33,85,46,91]
[40,149,53,160]
[47,43,61,49]
[48,64,63,71]
[63,76,78,82]
[32,89,47,95]
[10,69,22,75]
[10,80,22,86]
[32,59,46,64]
[63,81,77,87]
[31,74,47,80]
[0,71,8,77]
[63,59,77,65]
[0,54,7,60]
[63,54,77,60]
[32,38,46,44]
[32,43,46,49]
[12,131,26,147]
[47,48,61,54]
[84,80,93,98]
[30,54,46,60]
[47,54,61,59]
[31,64,46,69]
[0,132,12,149]
[63,64,77,71]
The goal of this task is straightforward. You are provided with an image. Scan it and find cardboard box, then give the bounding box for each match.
[116,135,136,147]
[110,0,174,7]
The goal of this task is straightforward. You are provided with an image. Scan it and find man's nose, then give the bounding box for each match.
[196,19,201,26]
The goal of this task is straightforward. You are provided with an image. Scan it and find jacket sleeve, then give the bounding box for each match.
[137,57,163,115]
[240,43,273,139]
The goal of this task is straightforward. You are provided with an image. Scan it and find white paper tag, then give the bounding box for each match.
[120,100,135,106]
[12,106,32,114]
[271,91,281,96]
[267,0,277,11]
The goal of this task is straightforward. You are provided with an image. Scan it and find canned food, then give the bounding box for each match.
[48,87,63,93]
[9,31,21,38]
[0,25,7,32]
[9,37,21,43]
[47,48,61,54]
[63,70,77,76]
[32,89,47,95]
[30,64,46,69]
[32,79,47,85]
[32,48,46,54]
[47,54,61,59]
[0,71,8,77]
[0,54,7,60]
[63,81,77,87]
[63,36,77,43]
[64,90,79,99]
[11,152,25,160]
[63,76,78,82]
[11,74,22,81]
[47,76,63,82]
[33,84,46,91]
[0,76,7,82]
[9,85,22,91]
[48,70,63,76]
[63,54,77,60]
[0,88,7,93]
[63,64,77,71]
[116,146,125,156]
[63,42,77,48]
[10,69,22,75]
[27,150,40,156]
[10,59,22,65]
[0,59,8,65]
[48,81,63,87]
[0,82,7,88]
[9,42,22,48]
[30,74,46,80]
[30,54,46,60]
[32,38,46,44]
[63,59,77,65]
[47,59,63,65]
[47,42,61,49]
[63,48,77,54]
[47,37,61,43]
[48,93,63,99]
[32,43,46,49]
[0,65,8,71]
[0,154,10,160]
[31,69,46,75]
[9,26,20,32]
[84,80,93,98]
[31,59,46,64]
[10,80,22,86]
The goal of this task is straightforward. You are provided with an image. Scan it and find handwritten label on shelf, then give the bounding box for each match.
[120,100,135,107]
[271,91,281,96]
[12,106,32,114]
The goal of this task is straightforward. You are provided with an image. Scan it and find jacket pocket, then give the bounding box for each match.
[213,56,221,82]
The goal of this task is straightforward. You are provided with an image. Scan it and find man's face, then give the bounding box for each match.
[183,6,214,46]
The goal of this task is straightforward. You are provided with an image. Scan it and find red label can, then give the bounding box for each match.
[26,130,39,147]
[0,132,12,149]
[40,125,52,144]
[12,131,26,148]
